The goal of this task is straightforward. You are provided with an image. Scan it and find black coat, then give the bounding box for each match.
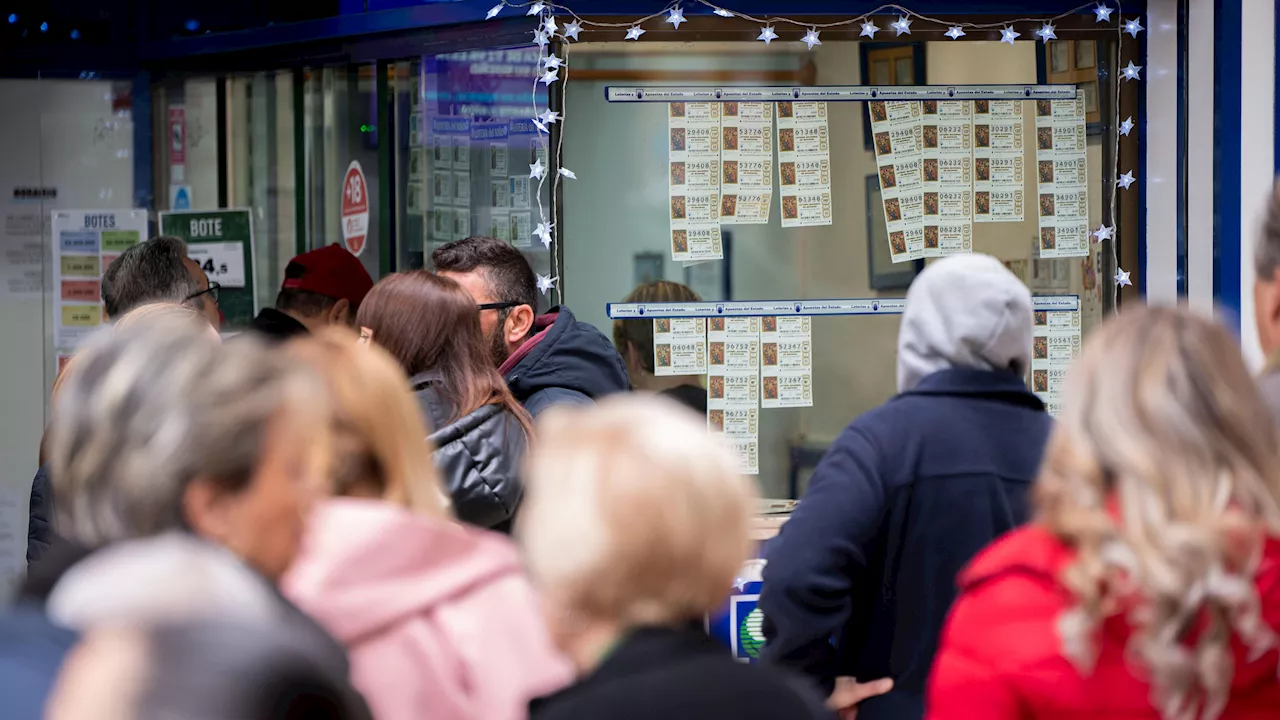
[247,307,309,341]
[412,372,527,531]
[27,465,54,565]
[530,626,835,720]
[759,368,1053,720]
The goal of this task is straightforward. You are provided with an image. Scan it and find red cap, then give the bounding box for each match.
[281,244,374,307]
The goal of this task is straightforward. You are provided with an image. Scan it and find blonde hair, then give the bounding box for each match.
[518,395,756,626]
[1036,307,1280,720]
[286,328,450,519]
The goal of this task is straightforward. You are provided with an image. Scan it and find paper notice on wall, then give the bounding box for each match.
[669,102,723,262]
[868,100,925,263]
[1034,98,1090,258]
[1,207,44,300]
[973,100,1025,223]
[707,316,760,475]
[760,316,813,408]
[508,119,539,250]
[430,117,471,243]
[1031,305,1082,416]
[776,101,833,228]
[51,209,148,353]
[653,317,708,376]
[719,102,773,225]
[921,100,974,257]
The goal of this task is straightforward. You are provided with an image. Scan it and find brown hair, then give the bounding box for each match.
[612,281,702,374]
[355,271,534,439]
[286,328,450,518]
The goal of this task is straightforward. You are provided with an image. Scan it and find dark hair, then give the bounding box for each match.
[136,620,367,720]
[1258,178,1280,279]
[276,262,339,317]
[613,281,702,373]
[356,271,534,439]
[102,236,202,318]
[431,236,538,313]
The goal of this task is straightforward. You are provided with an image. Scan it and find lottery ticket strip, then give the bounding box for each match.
[609,295,1081,472]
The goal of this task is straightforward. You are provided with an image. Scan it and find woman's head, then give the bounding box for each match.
[518,395,756,638]
[286,328,450,518]
[612,281,702,379]
[1036,306,1280,719]
[356,271,532,432]
[48,314,331,581]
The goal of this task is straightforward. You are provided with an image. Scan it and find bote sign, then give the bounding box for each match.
[341,160,370,256]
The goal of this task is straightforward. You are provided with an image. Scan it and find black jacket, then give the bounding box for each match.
[760,368,1053,720]
[248,308,309,341]
[412,372,527,531]
[530,626,835,720]
[27,465,54,565]
[503,307,630,418]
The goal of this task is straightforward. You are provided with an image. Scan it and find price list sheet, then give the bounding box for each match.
[668,102,724,261]
[973,100,1026,223]
[708,316,761,475]
[776,101,833,228]
[1034,98,1091,258]
[51,209,147,360]
[719,102,773,224]
[868,100,925,262]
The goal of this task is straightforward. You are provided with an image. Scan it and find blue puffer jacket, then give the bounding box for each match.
[0,606,77,720]
[501,307,630,418]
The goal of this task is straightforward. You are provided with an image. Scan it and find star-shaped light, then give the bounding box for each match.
[1117,171,1136,189]
[944,26,965,39]
[1122,61,1142,81]
[1124,18,1144,37]
[1036,23,1056,42]
[533,29,549,47]
[891,16,912,36]
[538,109,560,125]
[1119,116,1134,135]
[536,273,557,294]
[532,118,548,134]
[530,159,546,180]
[564,21,581,40]
[667,6,686,29]
[1115,268,1132,287]
[713,8,734,17]
[1094,4,1113,22]
[757,25,778,44]
[860,20,879,38]
[558,167,577,179]
[802,28,821,49]
[1092,224,1114,242]
[485,4,502,20]
[1001,26,1020,44]
[542,54,563,69]
[526,2,544,16]
[542,15,557,34]
[533,221,554,248]
[539,68,559,85]
[625,25,645,40]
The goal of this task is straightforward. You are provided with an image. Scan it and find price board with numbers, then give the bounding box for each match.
[159,209,256,330]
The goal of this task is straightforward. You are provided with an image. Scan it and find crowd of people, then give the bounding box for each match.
[9,183,1280,720]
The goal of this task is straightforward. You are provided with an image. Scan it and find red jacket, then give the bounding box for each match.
[927,524,1280,720]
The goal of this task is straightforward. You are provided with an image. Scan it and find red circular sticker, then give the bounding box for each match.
[341,161,370,256]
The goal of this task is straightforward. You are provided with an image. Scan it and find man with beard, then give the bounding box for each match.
[433,236,629,417]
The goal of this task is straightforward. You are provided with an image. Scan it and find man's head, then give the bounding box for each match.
[102,236,202,321]
[432,236,538,366]
[275,244,374,332]
[1255,179,1280,358]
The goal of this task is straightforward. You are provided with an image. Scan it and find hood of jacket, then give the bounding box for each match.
[411,373,526,529]
[897,254,1033,393]
[283,498,527,646]
[499,306,630,407]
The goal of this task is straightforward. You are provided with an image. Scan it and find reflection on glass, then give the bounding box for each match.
[1081,81,1099,115]
[895,57,914,84]
[1075,40,1096,69]
[1050,42,1070,72]
[871,59,891,85]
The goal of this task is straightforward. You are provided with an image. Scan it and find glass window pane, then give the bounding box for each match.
[1050,42,1070,73]
[1075,41,1097,69]
[871,59,891,86]
[894,57,914,85]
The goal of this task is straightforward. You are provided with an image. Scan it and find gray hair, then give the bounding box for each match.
[47,315,325,546]
[1257,178,1280,279]
[102,235,201,318]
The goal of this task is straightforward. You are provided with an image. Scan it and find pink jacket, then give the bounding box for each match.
[283,498,573,720]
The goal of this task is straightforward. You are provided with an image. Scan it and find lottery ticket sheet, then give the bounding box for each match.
[653,317,708,376]
[776,101,833,228]
[1034,98,1091,258]
[973,100,1026,223]
[719,102,773,225]
[707,316,761,475]
[760,316,814,408]
[868,101,925,263]
[920,100,975,257]
[508,119,541,249]
[668,102,724,262]
[1030,302,1082,416]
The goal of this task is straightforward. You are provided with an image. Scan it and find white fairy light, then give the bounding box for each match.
[802,28,821,49]
[530,159,546,180]
[1000,26,1020,44]
[536,273,557,294]
[1124,18,1144,37]
[526,2,545,16]
[1117,171,1136,189]
[538,108,561,125]
[859,20,879,38]
[625,25,645,40]
[944,26,965,39]
[542,15,557,34]
[564,21,582,40]
[713,8,734,18]
[558,167,577,179]
[542,55,563,69]
[1092,225,1114,242]
[1119,117,1134,135]
[757,25,779,44]
[539,68,559,85]
[667,6,686,29]
[485,4,502,20]
[1114,268,1132,287]
[1035,23,1056,42]
[1094,4,1113,22]
[1122,61,1142,81]
[891,16,912,36]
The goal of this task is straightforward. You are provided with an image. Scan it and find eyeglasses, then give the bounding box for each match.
[186,281,221,305]
[477,301,521,312]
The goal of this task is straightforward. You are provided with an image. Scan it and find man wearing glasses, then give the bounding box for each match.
[100,235,221,331]
[433,236,629,418]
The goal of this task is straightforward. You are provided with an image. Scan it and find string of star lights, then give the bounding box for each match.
[486,0,1142,294]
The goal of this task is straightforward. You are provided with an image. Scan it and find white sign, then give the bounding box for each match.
[187,241,246,288]
[341,160,370,256]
